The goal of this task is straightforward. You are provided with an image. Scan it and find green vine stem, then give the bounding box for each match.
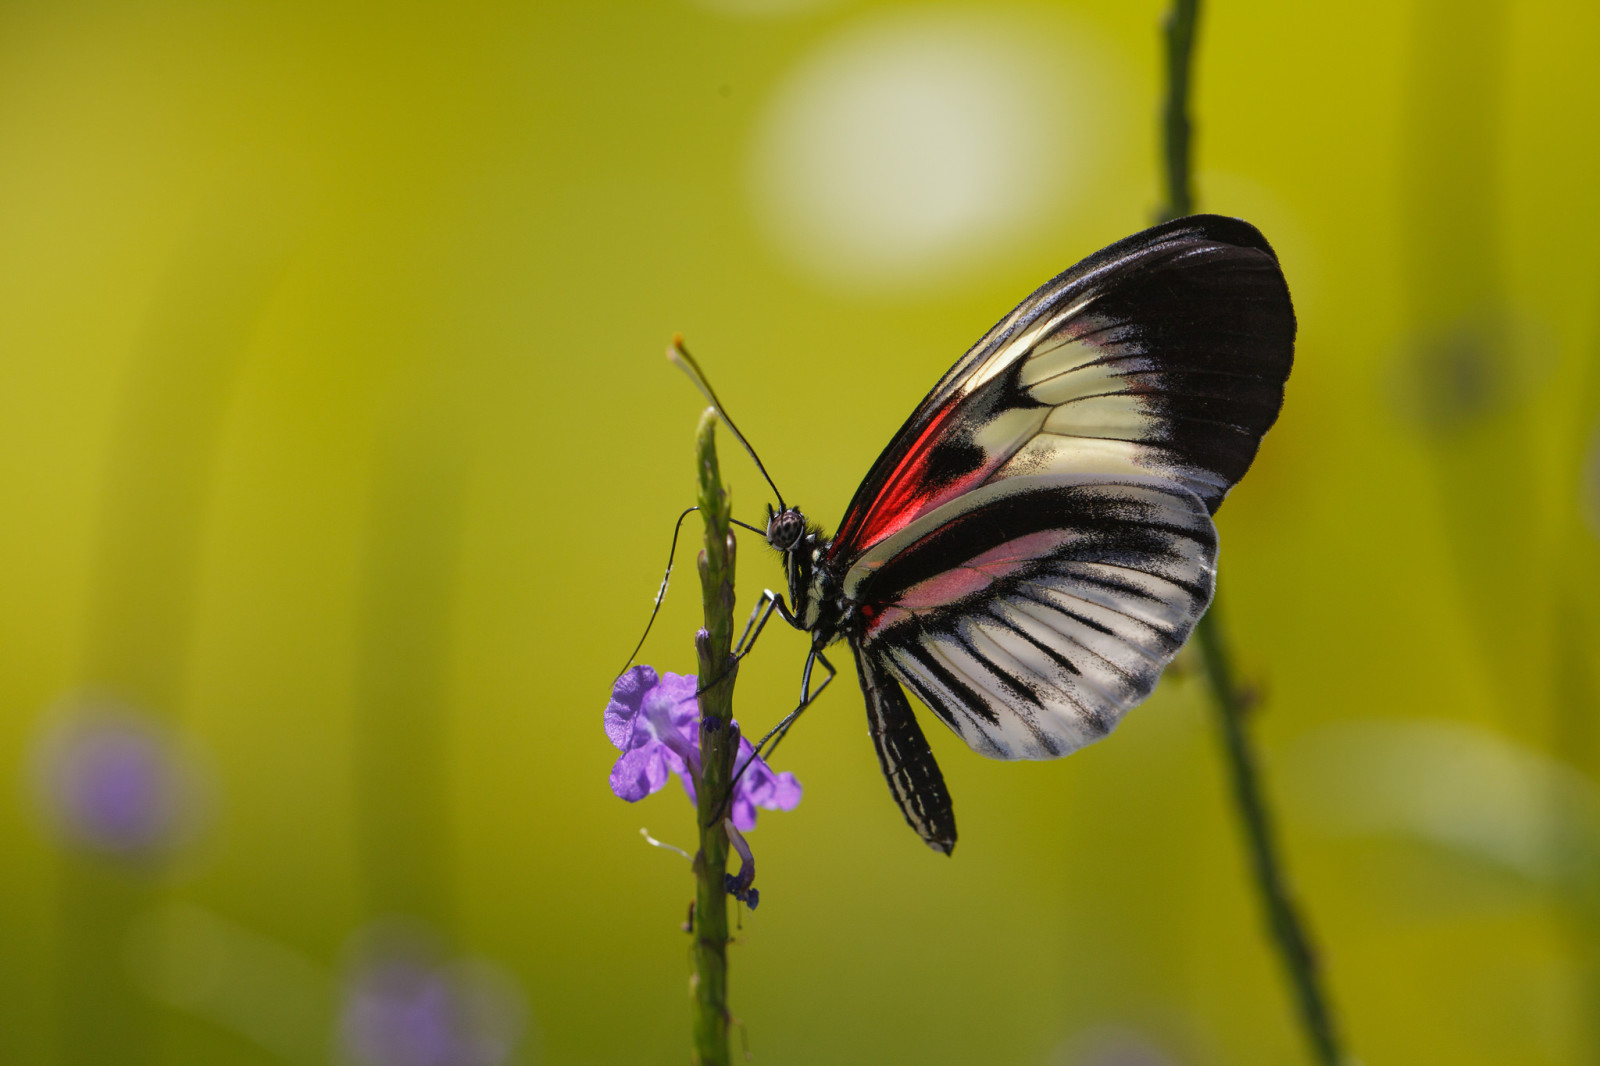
[1194,603,1344,1066]
[691,408,737,1066]
[1160,0,1199,221]
[1158,2,1346,1063]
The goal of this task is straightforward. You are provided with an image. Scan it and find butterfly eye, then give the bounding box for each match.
[766,509,805,551]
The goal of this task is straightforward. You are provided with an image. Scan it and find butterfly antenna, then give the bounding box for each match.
[668,335,787,512]
[615,505,700,680]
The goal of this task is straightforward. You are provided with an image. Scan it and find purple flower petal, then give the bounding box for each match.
[729,793,758,833]
[641,673,701,776]
[609,745,678,803]
[676,765,699,807]
[647,672,700,733]
[724,727,803,830]
[605,667,703,803]
[604,666,658,751]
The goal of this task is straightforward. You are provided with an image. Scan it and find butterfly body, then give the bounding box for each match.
[748,215,1294,855]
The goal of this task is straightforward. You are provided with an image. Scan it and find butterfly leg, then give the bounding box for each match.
[733,588,797,659]
[713,648,835,825]
[746,647,835,766]
[694,590,796,702]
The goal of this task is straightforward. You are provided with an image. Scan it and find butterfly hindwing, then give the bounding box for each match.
[847,476,1218,760]
[827,215,1294,564]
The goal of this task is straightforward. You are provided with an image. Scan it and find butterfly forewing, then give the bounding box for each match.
[827,215,1294,564]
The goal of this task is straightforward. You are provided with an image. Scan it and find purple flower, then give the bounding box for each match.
[605,666,801,832]
[1051,1027,1180,1066]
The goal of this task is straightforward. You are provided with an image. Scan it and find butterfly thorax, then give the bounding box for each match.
[766,506,855,649]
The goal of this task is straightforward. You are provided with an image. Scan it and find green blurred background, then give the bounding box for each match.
[3,0,1599,1063]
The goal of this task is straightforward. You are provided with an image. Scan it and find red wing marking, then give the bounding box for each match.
[830,400,993,561]
[863,604,912,638]
[960,529,1073,570]
[894,567,996,611]
[863,530,1073,636]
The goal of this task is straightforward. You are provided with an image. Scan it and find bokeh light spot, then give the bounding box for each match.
[1284,719,1600,890]
[747,9,1104,291]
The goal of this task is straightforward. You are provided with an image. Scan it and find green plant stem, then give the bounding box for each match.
[691,408,737,1066]
[1195,604,1342,1066]
[1157,2,1344,1062]
[1160,0,1200,221]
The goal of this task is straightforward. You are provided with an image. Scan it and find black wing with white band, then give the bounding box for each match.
[828,215,1294,563]
[852,476,1217,763]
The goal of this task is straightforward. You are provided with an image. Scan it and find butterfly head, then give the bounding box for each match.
[766,504,843,640]
[765,505,807,552]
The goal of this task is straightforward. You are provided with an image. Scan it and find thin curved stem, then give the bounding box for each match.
[1158,2,1346,1062]
[1195,603,1344,1066]
[1160,0,1200,221]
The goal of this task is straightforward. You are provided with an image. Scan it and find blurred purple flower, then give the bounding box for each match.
[340,932,525,1066]
[33,707,198,857]
[1050,1026,1182,1066]
[605,665,801,831]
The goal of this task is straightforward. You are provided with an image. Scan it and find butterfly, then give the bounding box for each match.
[677,214,1294,854]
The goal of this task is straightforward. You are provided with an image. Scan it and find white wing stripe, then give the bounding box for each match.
[1014,584,1176,665]
[917,633,1058,757]
[1041,399,1161,440]
[885,645,1003,758]
[965,297,1097,394]
[1028,364,1153,407]
[1030,566,1194,632]
[1054,558,1212,604]
[999,598,1143,705]
[887,620,1107,759]
[954,621,1104,755]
